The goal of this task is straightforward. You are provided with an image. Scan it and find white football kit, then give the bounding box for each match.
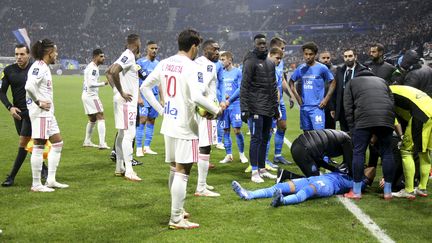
[141,54,219,163]
[25,60,60,139]
[82,62,105,114]
[113,49,139,131]
[195,56,218,147]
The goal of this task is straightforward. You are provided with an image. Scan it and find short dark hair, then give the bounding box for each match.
[270,37,286,47]
[343,48,357,56]
[147,40,157,46]
[177,29,202,52]
[202,39,216,50]
[254,34,266,40]
[127,34,140,45]
[15,43,30,53]
[92,48,103,57]
[301,42,318,54]
[371,43,384,53]
[31,39,55,60]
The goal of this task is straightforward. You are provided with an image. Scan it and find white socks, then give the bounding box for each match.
[115,131,125,173]
[171,172,189,222]
[197,154,210,192]
[168,166,176,190]
[31,145,44,187]
[97,119,106,145]
[84,122,96,142]
[47,141,63,183]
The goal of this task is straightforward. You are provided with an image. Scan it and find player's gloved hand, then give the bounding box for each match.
[241,111,250,123]
[397,135,404,149]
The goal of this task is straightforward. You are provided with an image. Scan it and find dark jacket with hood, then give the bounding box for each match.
[240,49,279,118]
[332,62,368,121]
[343,69,395,130]
[399,50,432,97]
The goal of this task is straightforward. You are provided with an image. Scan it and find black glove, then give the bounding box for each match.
[241,111,250,123]
[289,99,294,109]
[274,106,281,120]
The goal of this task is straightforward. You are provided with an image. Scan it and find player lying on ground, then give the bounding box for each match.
[232,170,369,207]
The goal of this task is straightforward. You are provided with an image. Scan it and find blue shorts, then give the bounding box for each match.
[139,106,159,119]
[300,106,325,131]
[221,105,242,129]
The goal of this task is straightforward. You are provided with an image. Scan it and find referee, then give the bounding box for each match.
[0,44,47,187]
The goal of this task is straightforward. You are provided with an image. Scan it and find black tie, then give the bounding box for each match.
[345,69,353,84]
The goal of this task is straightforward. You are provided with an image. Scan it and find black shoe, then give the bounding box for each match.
[1,176,14,187]
[110,150,116,162]
[41,164,48,180]
[132,158,143,166]
[276,168,285,184]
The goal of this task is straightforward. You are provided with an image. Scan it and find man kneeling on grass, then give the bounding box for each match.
[232,169,371,207]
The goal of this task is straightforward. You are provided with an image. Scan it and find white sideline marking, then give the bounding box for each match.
[283,137,394,243]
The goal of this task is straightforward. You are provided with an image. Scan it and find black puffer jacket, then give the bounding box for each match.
[240,49,278,117]
[343,69,395,130]
[400,50,432,96]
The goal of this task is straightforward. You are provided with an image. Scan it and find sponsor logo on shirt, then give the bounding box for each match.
[198,72,203,83]
[207,65,213,72]
[121,56,128,63]
[164,100,178,119]
[32,68,39,75]
[92,70,97,76]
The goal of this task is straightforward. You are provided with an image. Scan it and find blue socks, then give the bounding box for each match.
[353,182,363,195]
[383,182,392,195]
[217,120,224,144]
[144,123,154,147]
[274,129,285,156]
[224,131,232,154]
[283,185,314,205]
[136,123,144,148]
[235,132,245,153]
[249,182,291,199]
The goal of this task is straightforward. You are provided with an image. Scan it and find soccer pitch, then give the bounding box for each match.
[0,75,431,242]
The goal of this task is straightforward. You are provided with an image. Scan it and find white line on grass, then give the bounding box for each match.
[283,137,394,243]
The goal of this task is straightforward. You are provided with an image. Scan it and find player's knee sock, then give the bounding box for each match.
[168,166,176,190]
[384,182,392,195]
[31,145,44,187]
[9,147,28,178]
[401,150,415,192]
[418,152,431,190]
[97,120,106,145]
[197,154,210,192]
[84,122,96,142]
[217,122,223,144]
[274,129,285,156]
[115,131,125,172]
[144,123,154,147]
[136,123,144,148]
[283,185,314,205]
[171,172,188,222]
[47,141,63,183]
[265,132,272,160]
[224,131,232,155]
[249,182,291,199]
[353,182,363,195]
[122,132,134,174]
[235,132,245,153]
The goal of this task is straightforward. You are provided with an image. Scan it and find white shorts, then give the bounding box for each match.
[114,101,137,130]
[31,116,60,139]
[197,116,217,147]
[164,135,199,164]
[82,96,104,115]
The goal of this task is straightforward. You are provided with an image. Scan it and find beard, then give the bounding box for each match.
[345,60,355,67]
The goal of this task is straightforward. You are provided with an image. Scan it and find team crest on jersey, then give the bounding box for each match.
[92,70,97,76]
[121,56,128,63]
[207,65,213,72]
[198,72,203,83]
[32,68,39,75]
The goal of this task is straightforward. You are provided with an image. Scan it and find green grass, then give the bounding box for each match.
[0,75,431,242]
